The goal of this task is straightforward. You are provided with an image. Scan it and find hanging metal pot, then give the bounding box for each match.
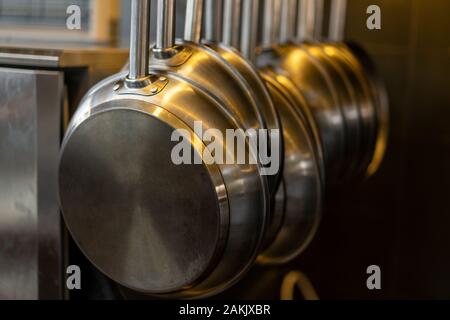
[200,0,284,198]
[257,0,348,185]
[238,0,324,264]
[326,0,389,178]
[187,0,284,250]
[58,0,269,298]
[292,0,364,181]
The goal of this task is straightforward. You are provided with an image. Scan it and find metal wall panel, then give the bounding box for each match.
[0,68,63,299]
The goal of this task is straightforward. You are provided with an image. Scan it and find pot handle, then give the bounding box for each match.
[279,0,297,44]
[222,0,241,48]
[128,0,150,81]
[328,0,348,42]
[204,0,224,43]
[260,0,282,49]
[296,0,324,42]
[154,0,176,54]
[240,0,260,62]
[185,0,204,43]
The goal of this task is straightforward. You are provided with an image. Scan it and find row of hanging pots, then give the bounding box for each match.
[58,0,388,298]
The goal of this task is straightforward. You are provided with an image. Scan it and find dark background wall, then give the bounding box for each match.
[309,0,450,299]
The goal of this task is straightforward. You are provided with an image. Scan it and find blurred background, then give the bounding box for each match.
[1,0,450,299]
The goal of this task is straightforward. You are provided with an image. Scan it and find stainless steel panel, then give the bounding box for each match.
[0,68,63,300]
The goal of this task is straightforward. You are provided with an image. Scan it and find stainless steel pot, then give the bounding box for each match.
[239,0,324,264]
[151,0,283,203]
[58,0,269,298]
[326,0,389,178]
[257,0,347,185]
[293,0,363,180]
[201,0,284,197]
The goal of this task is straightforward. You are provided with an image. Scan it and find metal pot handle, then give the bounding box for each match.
[261,0,282,49]
[203,0,224,43]
[221,0,240,48]
[279,0,297,44]
[185,0,204,43]
[296,0,324,42]
[128,0,150,81]
[328,0,348,42]
[154,0,176,54]
[240,0,260,62]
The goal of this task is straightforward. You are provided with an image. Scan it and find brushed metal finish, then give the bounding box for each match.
[60,104,226,294]
[0,68,63,299]
[59,0,269,297]
[59,70,268,298]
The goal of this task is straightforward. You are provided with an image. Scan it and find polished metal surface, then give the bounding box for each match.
[185,0,204,43]
[0,68,63,299]
[203,0,283,196]
[261,0,281,49]
[59,0,269,298]
[303,43,362,179]
[240,0,259,62]
[60,69,267,298]
[320,0,389,178]
[129,0,150,80]
[258,73,322,264]
[321,44,376,178]
[161,52,265,141]
[151,19,265,136]
[60,102,227,293]
[155,0,176,53]
[256,0,356,183]
[328,0,348,42]
[204,0,223,42]
[259,43,346,183]
[343,42,389,178]
[279,0,297,44]
[297,0,318,41]
[222,0,241,48]
[0,46,127,69]
[248,0,324,263]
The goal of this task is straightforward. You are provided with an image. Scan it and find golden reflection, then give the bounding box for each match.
[323,45,338,57]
